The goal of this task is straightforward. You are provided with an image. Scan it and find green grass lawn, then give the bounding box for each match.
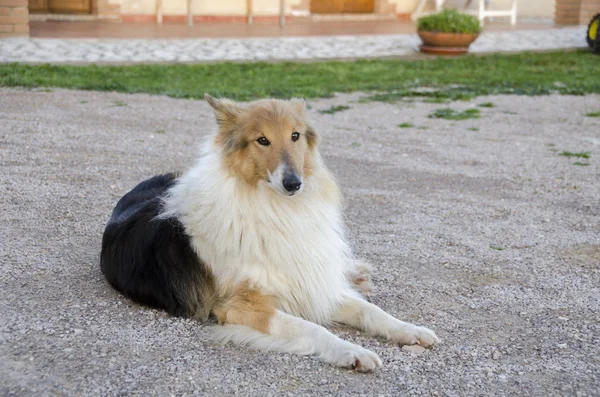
[429,108,480,120]
[1,51,598,101]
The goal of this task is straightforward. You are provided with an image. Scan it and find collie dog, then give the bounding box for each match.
[101,95,440,371]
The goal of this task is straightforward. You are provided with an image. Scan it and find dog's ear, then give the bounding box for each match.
[206,94,246,154]
[205,94,241,127]
[290,98,307,115]
[305,123,319,148]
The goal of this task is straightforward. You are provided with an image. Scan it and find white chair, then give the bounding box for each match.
[246,0,287,27]
[155,0,192,27]
[466,0,517,25]
[412,0,517,26]
[156,0,194,28]
[411,0,445,21]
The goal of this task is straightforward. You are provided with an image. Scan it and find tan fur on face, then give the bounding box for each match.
[213,282,276,334]
[206,94,318,187]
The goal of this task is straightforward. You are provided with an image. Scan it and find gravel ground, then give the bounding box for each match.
[1,88,599,396]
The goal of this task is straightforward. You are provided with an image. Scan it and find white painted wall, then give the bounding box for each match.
[116,0,554,19]
[118,0,302,16]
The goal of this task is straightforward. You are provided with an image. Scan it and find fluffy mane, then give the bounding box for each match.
[162,138,353,324]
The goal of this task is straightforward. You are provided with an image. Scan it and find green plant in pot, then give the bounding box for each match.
[417,9,482,55]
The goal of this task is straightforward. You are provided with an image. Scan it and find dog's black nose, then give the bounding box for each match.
[283,174,302,192]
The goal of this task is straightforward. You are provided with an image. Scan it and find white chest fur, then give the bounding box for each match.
[164,148,353,324]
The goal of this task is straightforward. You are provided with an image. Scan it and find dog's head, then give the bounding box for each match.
[206,94,319,197]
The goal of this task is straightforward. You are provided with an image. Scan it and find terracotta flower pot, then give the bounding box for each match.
[417,30,479,56]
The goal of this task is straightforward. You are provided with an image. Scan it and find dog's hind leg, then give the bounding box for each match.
[347,259,374,298]
[332,294,440,348]
[212,285,382,371]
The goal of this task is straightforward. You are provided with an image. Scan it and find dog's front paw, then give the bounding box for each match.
[392,325,441,348]
[412,326,441,348]
[351,347,383,372]
[336,345,382,372]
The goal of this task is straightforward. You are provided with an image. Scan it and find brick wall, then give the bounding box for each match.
[0,0,29,37]
[555,0,600,25]
[580,0,600,23]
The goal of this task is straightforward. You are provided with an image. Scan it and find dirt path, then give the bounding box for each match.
[1,88,599,396]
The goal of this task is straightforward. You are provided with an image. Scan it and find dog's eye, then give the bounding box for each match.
[257,137,270,146]
[291,132,300,142]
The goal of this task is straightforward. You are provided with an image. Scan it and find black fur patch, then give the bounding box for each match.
[100,174,215,319]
